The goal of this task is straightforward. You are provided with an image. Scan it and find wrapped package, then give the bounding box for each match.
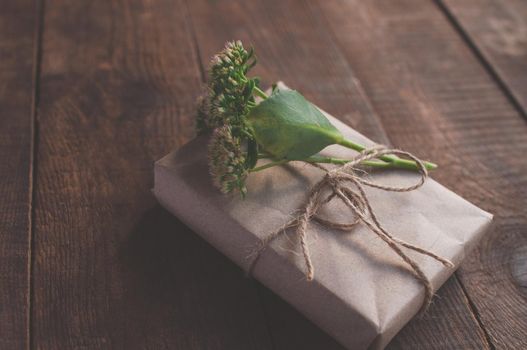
[153,92,492,349]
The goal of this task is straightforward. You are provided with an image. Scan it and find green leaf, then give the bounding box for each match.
[247,89,343,160]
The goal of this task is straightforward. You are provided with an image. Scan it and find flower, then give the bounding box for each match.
[208,126,249,196]
[205,41,258,131]
[209,41,255,88]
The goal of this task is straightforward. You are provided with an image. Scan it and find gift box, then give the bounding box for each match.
[153,86,493,349]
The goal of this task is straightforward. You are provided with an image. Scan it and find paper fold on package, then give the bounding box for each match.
[153,95,492,349]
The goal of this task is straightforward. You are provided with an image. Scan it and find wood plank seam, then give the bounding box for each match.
[453,274,495,350]
[433,0,527,122]
[28,1,45,350]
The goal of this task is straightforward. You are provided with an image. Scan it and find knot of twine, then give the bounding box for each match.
[247,147,454,313]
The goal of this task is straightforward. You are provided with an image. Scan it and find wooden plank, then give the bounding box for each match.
[186,0,488,348]
[440,0,527,115]
[0,1,39,348]
[32,1,272,348]
[315,0,527,348]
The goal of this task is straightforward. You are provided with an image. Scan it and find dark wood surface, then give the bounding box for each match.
[0,1,38,349]
[1,0,525,349]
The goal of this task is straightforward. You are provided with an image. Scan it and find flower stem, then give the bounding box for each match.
[250,154,417,173]
[239,74,268,100]
[337,138,437,171]
[250,159,288,172]
[305,155,392,168]
[253,86,268,99]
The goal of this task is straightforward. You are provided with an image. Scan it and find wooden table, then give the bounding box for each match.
[2,0,526,349]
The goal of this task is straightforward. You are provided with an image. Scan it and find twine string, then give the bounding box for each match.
[247,147,454,313]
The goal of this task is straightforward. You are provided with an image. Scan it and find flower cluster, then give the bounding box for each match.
[195,41,260,195]
[208,126,248,196]
[197,41,258,134]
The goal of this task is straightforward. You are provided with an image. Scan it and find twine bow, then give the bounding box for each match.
[247,147,454,313]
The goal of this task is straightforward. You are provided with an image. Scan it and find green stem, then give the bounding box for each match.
[250,159,288,172]
[305,155,392,168]
[337,138,437,171]
[250,154,416,173]
[239,75,268,99]
[253,86,268,99]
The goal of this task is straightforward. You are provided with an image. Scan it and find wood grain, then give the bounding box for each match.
[32,1,272,348]
[315,0,527,348]
[440,0,527,115]
[186,0,489,348]
[0,1,39,348]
